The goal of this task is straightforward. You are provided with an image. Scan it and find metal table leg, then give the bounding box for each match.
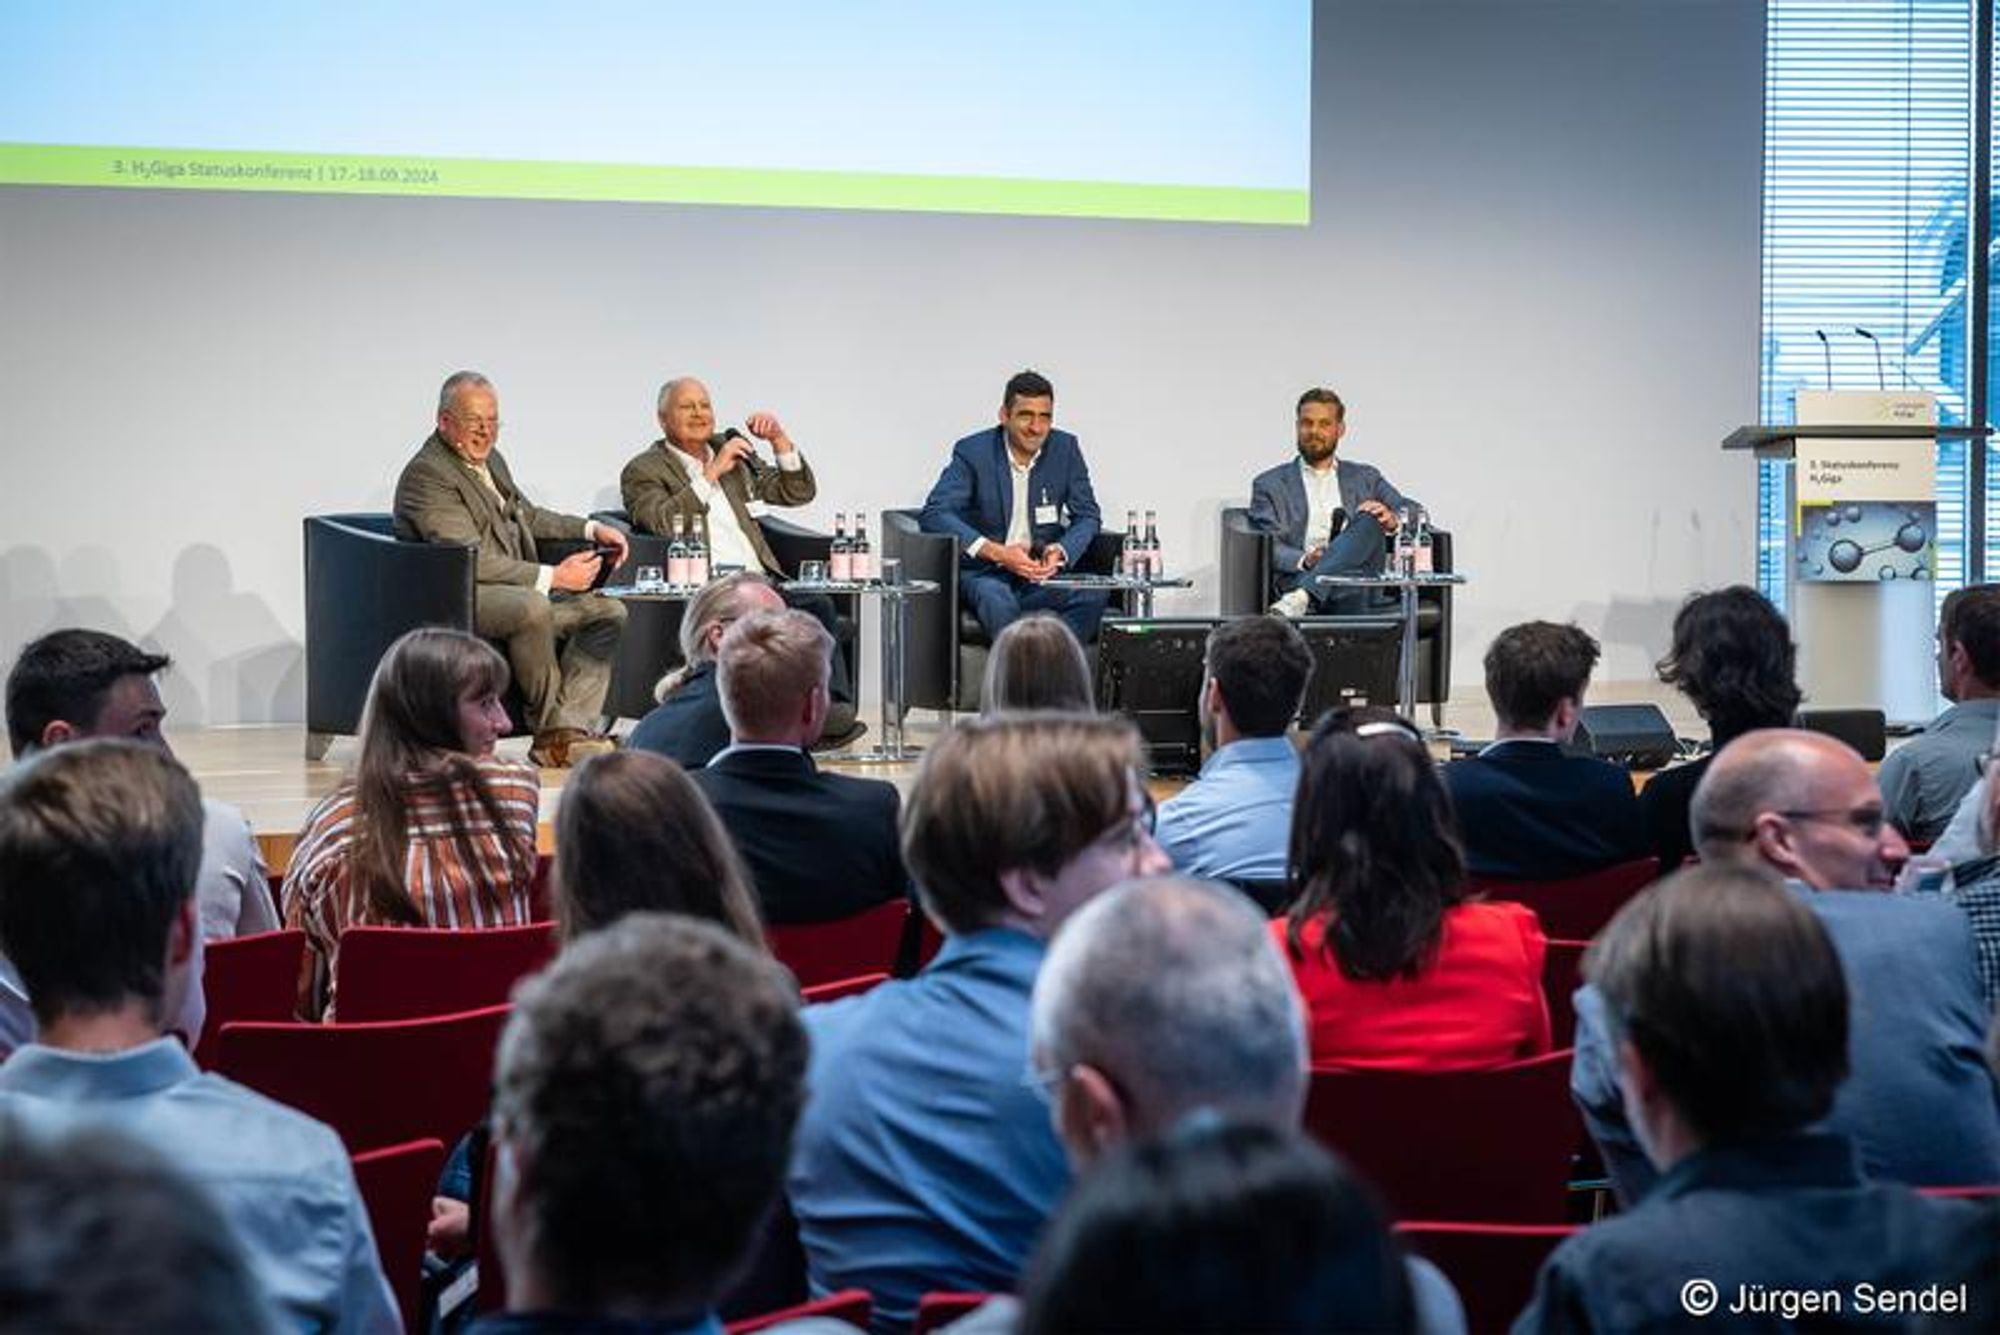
[1396,578,1420,721]
[838,588,922,765]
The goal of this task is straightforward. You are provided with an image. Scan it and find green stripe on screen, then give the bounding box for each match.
[0,143,1309,225]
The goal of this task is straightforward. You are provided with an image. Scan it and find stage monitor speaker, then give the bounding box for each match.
[1295,617,1403,727]
[1095,617,1219,777]
[1567,703,1678,770]
[1794,708,1887,763]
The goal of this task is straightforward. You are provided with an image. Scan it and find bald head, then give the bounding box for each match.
[1690,728,1907,890]
[1030,877,1307,1166]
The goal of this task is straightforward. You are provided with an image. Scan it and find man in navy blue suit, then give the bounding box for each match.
[920,370,1109,644]
[1442,621,1647,880]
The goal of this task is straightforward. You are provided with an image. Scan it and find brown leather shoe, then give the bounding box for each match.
[530,729,617,768]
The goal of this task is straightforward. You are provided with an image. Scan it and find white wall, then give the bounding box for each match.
[0,0,1763,725]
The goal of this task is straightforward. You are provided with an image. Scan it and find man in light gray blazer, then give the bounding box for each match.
[1247,387,1415,616]
[393,370,628,767]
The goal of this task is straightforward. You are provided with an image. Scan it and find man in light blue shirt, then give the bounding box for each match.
[1155,616,1312,892]
[1880,583,2000,844]
[0,740,398,1335]
[788,714,1170,1332]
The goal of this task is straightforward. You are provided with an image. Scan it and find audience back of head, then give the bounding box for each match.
[982,613,1094,714]
[680,571,781,671]
[1655,586,1801,740]
[716,607,831,743]
[902,711,1156,938]
[490,913,807,1318]
[0,1120,275,1334]
[1940,582,2000,696]
[1285,707,1467,979]
[1203,615,1312,739]
[552,749,762,946]
[1016,1119,1413,1335]
[1483,620,1598,734]
[4,628,171,756]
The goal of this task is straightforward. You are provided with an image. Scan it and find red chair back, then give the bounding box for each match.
[1303,1050,1581,1222]
[728,1289,872,1334]
[529,852,553,920]
[334,922,556,1022]
[351,1138,446,1334]
[916,1292,993,1333]
[767,900,910,988]
[1466,857,1658,940]
[216,1003,510,1153]
[1396,1222,1577,1332]
[1542,939,1589,1050]
[193,928,306,1069]
[800,972,890,1004]
[1920,1184,2000,1199]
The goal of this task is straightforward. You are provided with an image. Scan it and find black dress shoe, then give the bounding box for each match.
[810,719,869,753]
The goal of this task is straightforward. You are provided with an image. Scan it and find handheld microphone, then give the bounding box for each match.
[1853,327,1886,390]
[708,427,768,481]
[1814,329,1834,389]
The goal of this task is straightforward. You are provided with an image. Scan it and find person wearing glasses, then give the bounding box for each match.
[786,712,1168,1333]
[625,571,784,770]
[1571,728,2000,1205]
[394,370,629,769]
[1273,707,1551,1071]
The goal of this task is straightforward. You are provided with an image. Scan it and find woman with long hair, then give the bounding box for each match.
[282,627,539,1018]
[1276,706,1549,1070]
[551,749,764,948]
[981,613,1095,715]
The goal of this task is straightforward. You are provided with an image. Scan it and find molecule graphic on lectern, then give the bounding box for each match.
[1800,505,1931,580]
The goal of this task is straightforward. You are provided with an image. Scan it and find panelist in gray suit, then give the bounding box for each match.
[1247,388,1415,617]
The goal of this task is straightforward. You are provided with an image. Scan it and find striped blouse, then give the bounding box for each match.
[281,756,540,1020]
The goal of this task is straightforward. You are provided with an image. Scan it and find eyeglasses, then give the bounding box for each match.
[447,412,501,431]
[1775,806,1889,839]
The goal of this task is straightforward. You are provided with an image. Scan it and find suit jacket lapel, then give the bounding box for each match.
[991,429,1015,534]
[1281,461,1309,535]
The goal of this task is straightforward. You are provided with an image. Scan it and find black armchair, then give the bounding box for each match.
[589,512,857,723]
[1217,507,1454,725]
[304,514,475,760]
[882,509,1127,715]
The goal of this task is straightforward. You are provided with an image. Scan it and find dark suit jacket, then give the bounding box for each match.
[624,664,731,771]
[618,438,817,574]
[1247,456,1411,576]
[919,427,1101,569]
[1443,740,1647,881]
[691,746,907,925]
[392,434,589,586]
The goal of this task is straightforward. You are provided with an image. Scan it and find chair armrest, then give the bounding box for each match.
[883,509,958,711]
[1219,507,1274,615]
[758,516,832,577]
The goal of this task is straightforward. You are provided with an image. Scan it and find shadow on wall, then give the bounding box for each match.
[145,545,304,726]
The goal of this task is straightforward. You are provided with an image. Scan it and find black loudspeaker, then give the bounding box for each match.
[1567,703,1679,770]
[1794,708,1887,763]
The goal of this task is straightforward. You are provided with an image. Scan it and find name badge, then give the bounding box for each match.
[1034,504,1060,525]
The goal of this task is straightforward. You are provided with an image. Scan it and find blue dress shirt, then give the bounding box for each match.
[787,928,1069,1334]
[0,1039,399,1334]
[1154,735,1300,882]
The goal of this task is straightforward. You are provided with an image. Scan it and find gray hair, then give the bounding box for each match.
[654,572,778,701]
[438,370,493,414]
[657,377,698,416]
[1031,877,1308,1135]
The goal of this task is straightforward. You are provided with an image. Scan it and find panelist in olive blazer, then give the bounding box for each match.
[392,370,628,766]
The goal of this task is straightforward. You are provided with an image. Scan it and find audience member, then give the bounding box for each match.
[551,749,763,946]
[626,571,784,770]
[1155,616,1312,887]
[0,740,397,1331]
[1572,729,2000,1203]
[281,627,538,1019]
[1018,1121,1418,1335]
[474,914,810,1333]
[1881,583,2000,843]
[691,609,907,924]
[1008,876,1462,1335]
[787,713,1168,1331]
[1442,621,1645,880]
[1278,708,1549,1070]
[394,369,627,768]
[1519,866,1998,1333]
[0,1120,279,1334]
[981,614,1094,714]
[1639,586,1801,870]
[1919,770,2000,1010]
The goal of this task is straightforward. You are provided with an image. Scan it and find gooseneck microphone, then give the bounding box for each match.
[1814,328,1834,389]
[1853,327,1886,390]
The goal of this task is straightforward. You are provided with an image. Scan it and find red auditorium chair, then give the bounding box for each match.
[1542,939,1590,1049]
[215,1003,510,1153]
[1303,1050,1582,1222]
[192,928,306,1068]
[1396,1221,1578,1332]
[916,1292,994,1332]
[351,1138,447,1334]
[766,899,911,987]
[728,1290,872,1333]
[333,922,557,1022]
[800,972,891,1004]
[1465,857,1659,940]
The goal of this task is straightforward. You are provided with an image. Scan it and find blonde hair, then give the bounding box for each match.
[716,610,832,739]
